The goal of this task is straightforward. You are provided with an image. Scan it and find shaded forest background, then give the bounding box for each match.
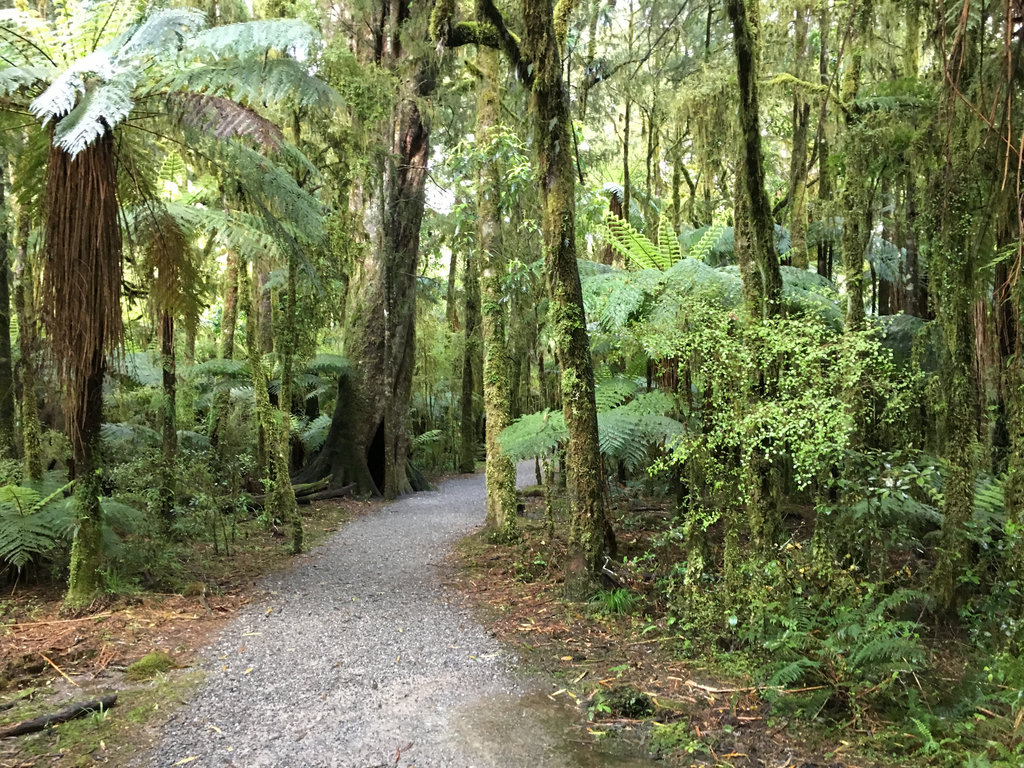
[0,0,1021,762]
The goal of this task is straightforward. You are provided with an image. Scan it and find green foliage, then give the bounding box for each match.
[740,579,930,720]
[499,377,684,470]
[0,482,72,571]
[591,587,637,615]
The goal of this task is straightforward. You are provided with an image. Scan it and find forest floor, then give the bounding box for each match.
[0,467,864,768]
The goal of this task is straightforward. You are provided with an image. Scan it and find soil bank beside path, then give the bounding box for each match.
[146,465,646,768]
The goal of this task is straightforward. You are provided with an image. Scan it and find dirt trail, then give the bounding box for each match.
[146,466,651,768]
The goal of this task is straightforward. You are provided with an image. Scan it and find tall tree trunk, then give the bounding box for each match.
[838,0,873,331]
[244,260,301,553]
[523,0,615,582]
[13,210,41,482]
[43,132,123,609]
[298,3,433,498]
[459,241,480,473]
[0,163,16,461]
[815,3,833,281]
[787,8,811,270]
[728,0,783,319]
[210,250,239,448]
[477,46,519,541]
[159,310,176,525]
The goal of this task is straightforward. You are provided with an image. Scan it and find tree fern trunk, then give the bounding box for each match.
[43,132,123,609]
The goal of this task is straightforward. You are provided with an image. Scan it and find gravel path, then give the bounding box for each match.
[147,465,645,768]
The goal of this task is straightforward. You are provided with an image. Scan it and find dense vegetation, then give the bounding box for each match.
[0,0,1021,762]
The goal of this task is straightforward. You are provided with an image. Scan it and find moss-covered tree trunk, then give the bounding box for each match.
[838,0,873,332]
[787,7,811,271]
[13,210,41,482]
[728,0,782,320]
[0,163,17,461]
[728,0,784,555]
[244,260,301,553]
[298,2,433,498]
[522,0,615,580]
[477,45,518,541]
[458,241,481,473]
[210,249,239,449]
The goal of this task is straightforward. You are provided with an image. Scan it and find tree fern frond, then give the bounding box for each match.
[499,410,567,459]
[168,91,283,149]
[165,58,339,110]
[304,353,349,376]
[0,64,51,96]
[658,217,682,265]
[188,19,316,60]
[301,413,332,452]
[117,8,204,57]
[601,214,665,269]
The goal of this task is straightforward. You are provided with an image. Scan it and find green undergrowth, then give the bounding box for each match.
[0,671,203,766]
[458,488,1024,768]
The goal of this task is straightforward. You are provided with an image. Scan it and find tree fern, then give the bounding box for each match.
[0,482,73,570]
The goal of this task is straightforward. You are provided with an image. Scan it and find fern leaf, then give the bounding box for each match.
[168,92,283,149]
[188,19,316,60]
[658,218,683,265]
[300,413,332,452]
[601,214,664,270]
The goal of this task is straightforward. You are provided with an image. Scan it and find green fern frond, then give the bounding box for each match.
[499,410,567,460]
[300,413,332,452]
[189,357,250,378]
[658,217,683,265]
[189,19,317,60]
[304,353,350,376]
[767,658,820,688]
[601,214,665,270]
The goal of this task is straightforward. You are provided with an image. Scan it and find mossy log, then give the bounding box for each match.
[0,694,117,738]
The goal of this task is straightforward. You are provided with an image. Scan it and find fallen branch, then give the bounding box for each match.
[0,694,117,738]
[297,484,355,505]
[40,654,78,688]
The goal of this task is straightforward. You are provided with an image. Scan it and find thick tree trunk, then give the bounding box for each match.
[299,16,433,497]
[477,46,518,542]
[43,133,123,609]
[523,0,614,581]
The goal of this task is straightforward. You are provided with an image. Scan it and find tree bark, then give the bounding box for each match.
[13,209,41,481]
[477,45,519,542]
[159,310,176,526]
[522,0,615,580]
[728,0,783,320]
[298,2,434,498]
[0,162,17,461]
[459,237,481,473]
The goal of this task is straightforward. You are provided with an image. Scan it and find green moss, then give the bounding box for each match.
[126,652,177,681]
